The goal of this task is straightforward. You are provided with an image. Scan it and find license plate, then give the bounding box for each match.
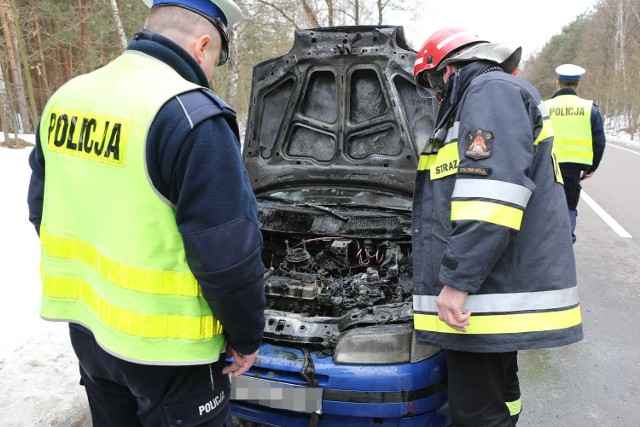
[230,375,323,414]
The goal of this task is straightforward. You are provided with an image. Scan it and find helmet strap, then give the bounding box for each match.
[426,70,446,101]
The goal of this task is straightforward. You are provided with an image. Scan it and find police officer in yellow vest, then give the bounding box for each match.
[545,64,606,243]
[27,1,266,425]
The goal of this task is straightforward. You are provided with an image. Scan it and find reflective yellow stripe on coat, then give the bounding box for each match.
[413,288,581,335]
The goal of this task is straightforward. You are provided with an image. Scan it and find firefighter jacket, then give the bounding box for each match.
[545,89,606,172]
[412,61,583,352]
[37,45,231,364]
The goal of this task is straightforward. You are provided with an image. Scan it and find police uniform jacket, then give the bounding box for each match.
[412,61,583,352]
[28,30,266,357]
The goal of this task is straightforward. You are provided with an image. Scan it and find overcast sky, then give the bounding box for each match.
[392,0,600,60]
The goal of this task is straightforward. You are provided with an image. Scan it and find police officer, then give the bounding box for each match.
[27,1,266,426]
[412,28,583,426]
[545,64,606,243]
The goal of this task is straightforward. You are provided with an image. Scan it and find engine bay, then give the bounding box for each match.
[262,232,413,318]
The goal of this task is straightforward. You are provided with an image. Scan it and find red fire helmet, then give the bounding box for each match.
[414,27,487,86]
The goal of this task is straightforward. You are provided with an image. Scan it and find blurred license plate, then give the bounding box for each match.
[230,375,323,414]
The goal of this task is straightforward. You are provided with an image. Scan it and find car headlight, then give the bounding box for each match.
[334,323,441,364]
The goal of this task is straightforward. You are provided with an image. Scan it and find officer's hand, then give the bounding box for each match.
[222,347,259,377]
[436,285,471,332]
[581,170,595,180]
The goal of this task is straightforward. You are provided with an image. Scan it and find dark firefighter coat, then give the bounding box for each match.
[412,61,584,352]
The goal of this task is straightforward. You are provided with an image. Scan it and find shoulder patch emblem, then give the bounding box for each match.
[465,129,493,160]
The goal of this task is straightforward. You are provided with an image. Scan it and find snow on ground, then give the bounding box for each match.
[0,130,637,426]
[605,130,638,149]
[0,138,91,427]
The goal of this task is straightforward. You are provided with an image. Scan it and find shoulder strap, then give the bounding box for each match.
[174,90,240,142]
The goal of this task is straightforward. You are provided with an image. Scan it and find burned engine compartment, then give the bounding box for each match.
[241,25,436,350]
[255,195,416,350]
[262,231,413,317]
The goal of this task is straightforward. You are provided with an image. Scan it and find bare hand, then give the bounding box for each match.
[581,171,595,180]
[436,285,471,332]
[222,347,259,377]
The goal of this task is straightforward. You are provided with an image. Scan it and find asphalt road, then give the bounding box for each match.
[519,141,640,426]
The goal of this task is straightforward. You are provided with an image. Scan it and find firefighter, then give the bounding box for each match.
[27,1,266,426]
[412,27,583,426]
[545,64,606,243]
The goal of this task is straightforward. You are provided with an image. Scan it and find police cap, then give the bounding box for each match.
[555,64,586,81]
[143,0,242,65]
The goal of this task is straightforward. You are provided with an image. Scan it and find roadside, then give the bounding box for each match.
[605,132,639,151]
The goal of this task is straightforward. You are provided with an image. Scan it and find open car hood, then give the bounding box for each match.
[242,26,437,198]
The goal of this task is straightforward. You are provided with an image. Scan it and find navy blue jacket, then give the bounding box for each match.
[28,30,266,355]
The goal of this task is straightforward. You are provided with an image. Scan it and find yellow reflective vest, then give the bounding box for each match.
[38,51,226,365]
[545,95,594,166]
[412,70,582,352]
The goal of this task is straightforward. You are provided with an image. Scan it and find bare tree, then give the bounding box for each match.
[376,0,384,25]
[301,0,321,27]
[0,0,32,132]
[225,26,241,108]
[12,1,38,129]
[0,65,10,143]
[324,0,334,26]
[614,0,626,78]
[354,0,360,24]
[33,19,51,100]
[257,0,301,28]
[110,0,128,50]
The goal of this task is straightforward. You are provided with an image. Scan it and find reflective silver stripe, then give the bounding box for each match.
[437,31,477,50]
[445,121,459,143]
[421,140,439,154]
[537,101,549,118]
[452,179,532,208]
[176,95,194,129]
[413,287,579,314]
[231,375,323,414]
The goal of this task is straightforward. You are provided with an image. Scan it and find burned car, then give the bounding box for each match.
[230,26,448,426]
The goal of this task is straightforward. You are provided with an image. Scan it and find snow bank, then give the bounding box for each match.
[0,145,91,427]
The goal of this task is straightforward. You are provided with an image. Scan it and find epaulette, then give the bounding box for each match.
[174,90,240,139]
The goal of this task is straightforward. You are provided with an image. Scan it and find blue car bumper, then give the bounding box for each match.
[230,343,449,426]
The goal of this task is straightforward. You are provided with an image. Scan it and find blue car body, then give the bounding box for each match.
[231,344,448,426]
